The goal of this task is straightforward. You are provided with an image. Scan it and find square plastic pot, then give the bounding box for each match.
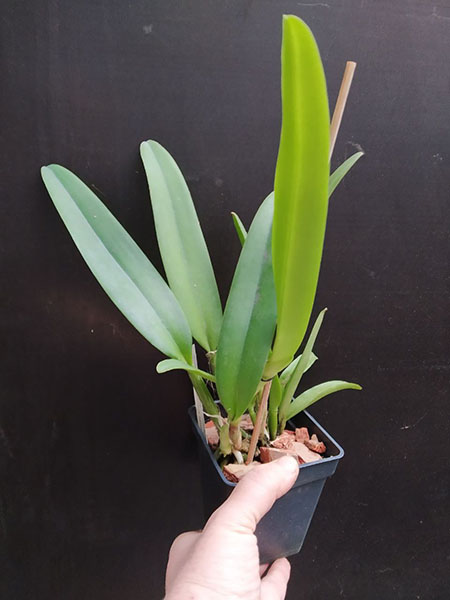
[189,406,344,564]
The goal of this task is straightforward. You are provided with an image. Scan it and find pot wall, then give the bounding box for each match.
[189,407,344,563]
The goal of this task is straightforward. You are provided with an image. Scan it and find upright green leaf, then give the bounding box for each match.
[140,141,222,352]
[329,151,364,197]
[279,351,318,388]
[231,212,247,246]
[266,15,330,377]
[279,308,327,421]
[41,164,192,362]
[215,194,276,422]
[286,380,362,420]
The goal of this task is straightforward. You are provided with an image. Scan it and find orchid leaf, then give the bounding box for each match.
[156,359,216,382]
[279,351,318,388]
[216,194,277,422]
[41,165,192,362]
[286,381,362,421]
[231,212,247,246]
[140,140,222,352]
[266,15,330,377]
[279,308,327,421]
[329,151,364,197]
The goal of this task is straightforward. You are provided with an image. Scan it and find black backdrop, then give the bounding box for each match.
[1,1,449,598]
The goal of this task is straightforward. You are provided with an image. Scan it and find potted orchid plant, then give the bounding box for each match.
[41,15,363,562]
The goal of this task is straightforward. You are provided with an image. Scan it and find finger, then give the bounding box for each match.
[205,456,298,533]
[261,558,291,600]
[165,531,201,591]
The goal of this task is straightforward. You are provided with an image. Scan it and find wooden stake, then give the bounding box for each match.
[329,61,357,161]
[246,380,272,465]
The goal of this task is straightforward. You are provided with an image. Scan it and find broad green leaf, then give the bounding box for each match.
[156,359,216,382]
[215,194,276,421]
[140,141,222,352]
[41,164,192,362]
[231,212,247,246]
[266,16,330,377]
[286,380,362,420]
[279,308,327,420]
[279,351,318,388]
[329,152,364,197]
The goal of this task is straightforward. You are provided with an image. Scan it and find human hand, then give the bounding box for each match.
[165,455,299,600]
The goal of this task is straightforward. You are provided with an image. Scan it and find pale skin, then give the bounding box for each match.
[165,455,299,600]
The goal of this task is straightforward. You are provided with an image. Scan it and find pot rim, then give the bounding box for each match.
[188,405,345,488]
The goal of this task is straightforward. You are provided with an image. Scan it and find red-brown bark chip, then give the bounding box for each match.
[304,433,327,454]
[271,430,295,449]
[260,447,300,464]
[292,441,323,463]
[239,414,254,431]
[295,427,310,443]
[205,420,219,448]
[223,461,259,483]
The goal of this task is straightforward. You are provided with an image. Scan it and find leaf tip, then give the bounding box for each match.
[139,140,150,155]
[41,164,61,183]
[155,361,166,374]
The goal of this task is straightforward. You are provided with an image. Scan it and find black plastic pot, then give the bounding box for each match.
[189,406,344,564]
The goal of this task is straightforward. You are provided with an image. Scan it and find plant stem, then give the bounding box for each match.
[206,350,217,374]
[278,395,290,432]
[246,380,272,464]
[229,420,242,451]
[188,373,220,427]
[259,405,268,443]
[268,408,278,440]
[248,404,257,425]
[219,422,232,456]
[268,375,281,440]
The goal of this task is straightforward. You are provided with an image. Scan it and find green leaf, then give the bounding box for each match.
[268,374,282,440]
[329,152,364,197]
[140,141,222,352]
[156,359,216,382]
[286,381,362,421]
[266,15,330,377]
[41,164,192,362]
[215,194,277,421]
[231,212,247,246]
[189,373,220,419]
[279,308,327,420]
[279,351,318,388]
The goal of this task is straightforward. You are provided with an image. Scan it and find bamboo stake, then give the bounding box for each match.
[329,61,357,161]
[246,380,272,464]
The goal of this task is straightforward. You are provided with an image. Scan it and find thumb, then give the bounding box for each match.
[205,456,298,533]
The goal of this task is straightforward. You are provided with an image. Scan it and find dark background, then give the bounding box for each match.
[1,1,449,598]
